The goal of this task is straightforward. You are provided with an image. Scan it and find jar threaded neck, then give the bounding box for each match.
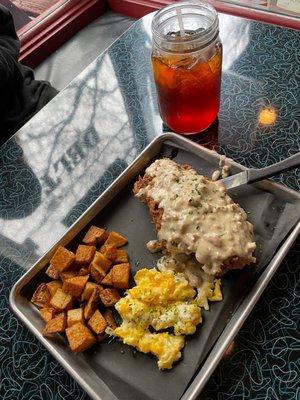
[152,1,219,53]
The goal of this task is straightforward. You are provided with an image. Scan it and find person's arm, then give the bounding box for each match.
[0,5,21,88]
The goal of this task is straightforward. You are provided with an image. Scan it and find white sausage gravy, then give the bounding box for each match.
[135,158,256,275]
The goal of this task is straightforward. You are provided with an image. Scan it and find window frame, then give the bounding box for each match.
[107,0,300,30]
[18,0,106,68]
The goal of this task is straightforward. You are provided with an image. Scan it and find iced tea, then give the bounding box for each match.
[152,47,222,134]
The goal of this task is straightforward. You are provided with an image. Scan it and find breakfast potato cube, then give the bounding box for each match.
[60,270,78,281]
[75,245,96,265]
[43,312,66,336]
[40,307,57,323]
[50,288,73,311]
[50,246,75,272]
[31,283,51,308]
[99,288,120,307]
[46,281,62,298]
[100,244,117,262]
[112,263,130,289]
[82,226,108,246]
[92,252,111,272]
[67,308,84,327]
[84,288,99,320]
[115,249,129,263]
[62,275,89,298]
[105,231,128,248]
[81,282,99,301]
[66,322,96,352]
[88,310,107,335]
[46,264,60,280]
[90,263,106,284]
[78,266,90,276]
[97,332,107,342]
[101,270,113,286]
[103,309,117,330]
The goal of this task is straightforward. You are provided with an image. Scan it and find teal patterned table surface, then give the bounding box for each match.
[0,12,299,400]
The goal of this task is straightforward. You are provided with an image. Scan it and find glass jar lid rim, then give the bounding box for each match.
[152,1,219,44]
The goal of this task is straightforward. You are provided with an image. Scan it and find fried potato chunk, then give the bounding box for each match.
[75,245,96,265]
[103,309,117,330]
[112,263,130,289]
[46,265,60,280]
[100,288,120,307]
[31,283,51,308]
[43,312,66,336]
[78,266,90,276]
[46,281,62,298]
[40,307,58,323]
[90,263,106,284]
[62,275,89,298]
[50,288,73,311]
[105,231,128,247]
[50,246,75,272]
[84,288,99,320]
[91,252,111,272]
[82,226,108,246]
[115,249,129,263]
[67,308,84,327]
[32,227,130,353]
[60,270,78,281]
[88,310,107,335]
[101,269,113,286]
[66,322,96,352]
[81,282,99,302]
[100,244,117,262]
[101,263,130,289]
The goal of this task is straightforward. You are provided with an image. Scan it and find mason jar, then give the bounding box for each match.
[151,1,222,134]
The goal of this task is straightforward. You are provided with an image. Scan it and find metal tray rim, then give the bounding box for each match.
[9,132,300,400]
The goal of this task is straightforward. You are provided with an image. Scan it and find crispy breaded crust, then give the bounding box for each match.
[133,175,163,231]
[133,168,251,277]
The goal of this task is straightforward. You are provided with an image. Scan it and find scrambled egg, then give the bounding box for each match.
[114,324,185,370]
[157,254,223,310]
[196,279,222,309]
[113,268,201,369]
[112,268,223,370]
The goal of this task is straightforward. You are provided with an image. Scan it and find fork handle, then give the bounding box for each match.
[248,152,300,184]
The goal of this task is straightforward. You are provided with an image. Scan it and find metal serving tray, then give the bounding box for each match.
[10,133,300,400]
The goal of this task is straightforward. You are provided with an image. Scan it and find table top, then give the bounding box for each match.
[1,12,299,400]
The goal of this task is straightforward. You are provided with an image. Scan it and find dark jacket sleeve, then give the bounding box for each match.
[0,5,20,88]
[0,5,58,144]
